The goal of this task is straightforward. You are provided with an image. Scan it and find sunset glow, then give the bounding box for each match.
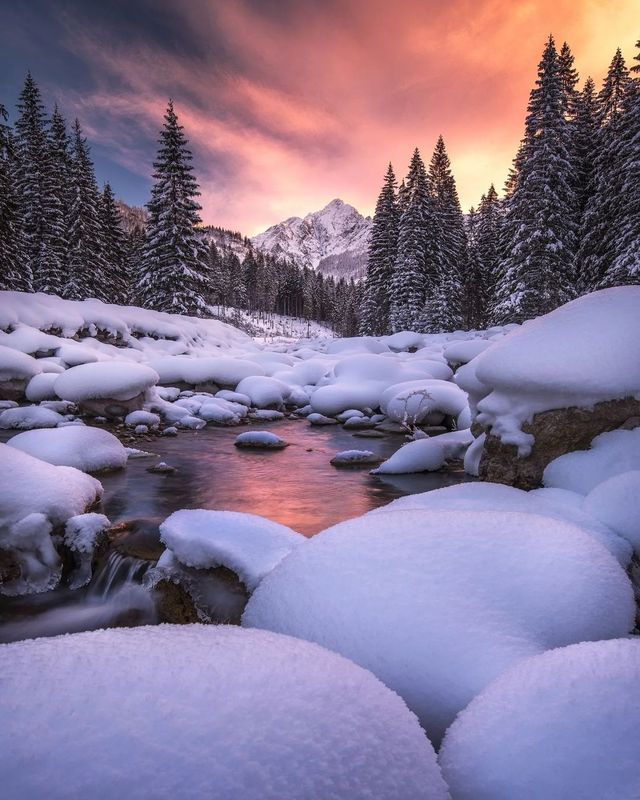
[1,0,638,232]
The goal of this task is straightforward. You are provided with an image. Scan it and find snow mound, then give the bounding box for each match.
[0,443,103,528]
[244,509,634,744]
[25,372,58,401]
[0,625,448,800]
[330,449,381,466]
[0,405,65,430]
[372,430,473,474]
[439,639,640,800]
[54,362,159,402]
[235,376,290,408]
[8,426,128,473]
[148,355,264,387]
[379,481,632,565]
[544,427,640,494]
[472,287,640,455]
[0,344,41,381]
[159,509,304,591]
[380,379,469,426]
[125,410,160,427]
[583,471,640,554]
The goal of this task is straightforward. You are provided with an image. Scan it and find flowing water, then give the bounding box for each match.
[0,419,472,642]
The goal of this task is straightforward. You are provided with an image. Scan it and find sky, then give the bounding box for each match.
[0,0,638,235]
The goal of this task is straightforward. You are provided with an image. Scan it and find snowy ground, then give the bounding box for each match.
[209,305,335,341]
[1,287,640,799]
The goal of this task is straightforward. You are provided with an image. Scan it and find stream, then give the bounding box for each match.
[0,419,472,642]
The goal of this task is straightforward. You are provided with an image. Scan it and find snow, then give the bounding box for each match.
[0,344,41,381]
[308,412,339,425]
[25,372,59,401]
[244,508,634,744]
[125,410,160,427]
[7,426,128,472]
[583,471,640,554]
[443,338,493,365]
[234,431,287,449]
[544,427,640,494]
[0,513,61,596]
[470,288,640,455]
[148,355,264,387]
[0,405,65,429]
[0,625,448,800]
[330,449,381,466]
[380,379,469,426]
[372,430,474,475]
[55,362,159,402]
[378,482,632,565]
[63,512,110,589]
[439,639,640,800]
[0,443,103,529]
[159,509,304,591]
[235,375,290,408]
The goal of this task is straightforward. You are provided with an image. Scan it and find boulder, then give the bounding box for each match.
[479,398,640,489]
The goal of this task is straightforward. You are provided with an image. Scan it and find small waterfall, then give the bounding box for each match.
[89,550,151,599]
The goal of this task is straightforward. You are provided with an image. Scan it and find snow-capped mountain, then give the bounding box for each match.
[251,199,372,279]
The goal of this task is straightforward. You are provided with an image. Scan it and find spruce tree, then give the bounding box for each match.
[467,185,502,328]
[390,150,431,332]
[125,225,146,305]
[558,41,579,118]
[575,49,630,290]
[138,100,208,315]
[360,163,399,335]
[14,72,49,291]
[0,103,26,290]
[571,78,599,238]
[494,36,577,323]
[424,136,467,332]
[604,40,640,285]
[100,183,128,303]
[40,105,72,295]
[65,119,107,300]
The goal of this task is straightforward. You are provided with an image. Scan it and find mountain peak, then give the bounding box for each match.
[251,199,372,278]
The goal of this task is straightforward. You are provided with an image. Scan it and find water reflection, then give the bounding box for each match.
[100,419,472,536]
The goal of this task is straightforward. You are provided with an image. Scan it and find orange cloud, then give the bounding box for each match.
[59,0,640,234]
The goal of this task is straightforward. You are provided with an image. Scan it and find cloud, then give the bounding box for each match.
[48,0,640,233]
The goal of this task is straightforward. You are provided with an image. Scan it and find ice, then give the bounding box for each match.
[0,344,41,381]
[0,443,102,528]
[372,430,474,474]
[244,508,633,744]
[0,625,449,800]
[54,362,159,402]
[471,288,640,455]
[25,372,59,401]
[0,405,65,429]
[235,375,291,408]
[159,509,304,591]
[544,427,640,494]
[8,426,128,473]
[439,639,640,800]
[583,471,640,554]
[379,482,632,565]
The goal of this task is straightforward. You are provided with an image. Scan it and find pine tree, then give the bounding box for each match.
[571,78,599,234]
[424,136,467,332]
[125,225,146,304]
[558,41,579,118]
[65,119,107,300]
[0,103,26,290]
[390,150,431,331]
[575,49,630,290]
[494,36,577,323]
[138,100,209,315]
[359,163,399,335]
[100,183,128,303]
[466,185,502,328]
[604,40,640,285]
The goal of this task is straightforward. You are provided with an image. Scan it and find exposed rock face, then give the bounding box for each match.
[78,394,145,419]
[479,397,640,490]
[153,564,249,625]
[0,379,28,401]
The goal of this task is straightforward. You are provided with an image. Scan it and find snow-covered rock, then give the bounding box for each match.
[330,449,382,466]
[544,427,640,494]
[25,372,59,401]
[159,509,304,591]
[7,426,128,473]
[244,508,634,744]
[0,625,448,800]
[439,639,640,800]
[54,362,159,403]
[125,410,161,428]
[583,471,640,554]
[0,405,65,430]
[63,512,110,589]
[234,431,288,450]
[0,344,41,382]
[235,376,290,408]
[148,355,264,388]
[372,430,474,475]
